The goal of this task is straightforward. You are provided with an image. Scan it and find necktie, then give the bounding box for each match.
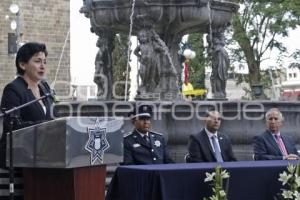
[211,136,223,162]
[143,135,150,145]
[275,135,288,156]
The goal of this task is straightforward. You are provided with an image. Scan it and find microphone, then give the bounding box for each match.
[39,79,58,102]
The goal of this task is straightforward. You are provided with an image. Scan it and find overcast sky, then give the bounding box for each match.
[70,0,97,85]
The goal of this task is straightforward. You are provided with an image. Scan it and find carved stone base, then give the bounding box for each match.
[207,98,228,101]
[135,90,180,101]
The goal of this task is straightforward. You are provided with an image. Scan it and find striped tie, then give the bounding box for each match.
[211,136,223,162]
[275,135,288,156]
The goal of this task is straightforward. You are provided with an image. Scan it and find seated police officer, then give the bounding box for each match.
[123,105,174,165]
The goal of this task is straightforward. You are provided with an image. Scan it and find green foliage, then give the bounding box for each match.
[230,0,300,94]
[187,33,207,89]
[289,49,300,69]
[112,34,129,99]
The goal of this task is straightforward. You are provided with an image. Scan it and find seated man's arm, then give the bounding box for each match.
[288,137,299,156]
[284,136,299,160]
[187,135,204,163]
[123,139,134,165]
[253,136,283,160]
[225,135,237,161]
[162,138,174,164]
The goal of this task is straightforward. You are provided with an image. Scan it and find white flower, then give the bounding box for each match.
[287,164,296,174]
[209,195,218,200]
[204,167,229,200]
[295,176,300,187]
[204,172,216,182]
[279,171,292,185]
[294,191,300,200]
[278,164,300,200]
[219,190,226,197]
[282,189,293,199]
[221,170,230,179]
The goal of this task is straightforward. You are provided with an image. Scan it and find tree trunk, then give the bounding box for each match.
[232,15,268,99]
[232,16,261,87]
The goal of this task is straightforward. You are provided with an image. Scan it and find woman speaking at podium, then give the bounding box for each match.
[0,42,55,168]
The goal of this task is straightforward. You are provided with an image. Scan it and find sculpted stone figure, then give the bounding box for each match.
[93,30,114,99]
[134,28,164,93]
[94,37,106,97]
[208,28,230,99]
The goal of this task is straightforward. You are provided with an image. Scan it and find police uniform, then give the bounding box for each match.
[123,105,174,165]
[123,130,174,165]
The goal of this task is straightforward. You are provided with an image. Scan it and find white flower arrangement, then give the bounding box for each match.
[203,166,230,200]
[277,164,300,200]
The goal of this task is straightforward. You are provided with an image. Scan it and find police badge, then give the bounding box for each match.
[154,140,161,147]
[85,118,110,164]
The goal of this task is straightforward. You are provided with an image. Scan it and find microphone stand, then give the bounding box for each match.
[0,93,52,200]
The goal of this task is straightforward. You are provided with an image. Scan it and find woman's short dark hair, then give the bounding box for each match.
[15,42,48,75]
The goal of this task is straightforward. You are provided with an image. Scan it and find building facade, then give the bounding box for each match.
[281,67,300,100]
[0,0,70,99]
[0,0,70,198]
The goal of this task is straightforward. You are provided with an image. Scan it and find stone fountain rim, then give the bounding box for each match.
[89,0,239,12]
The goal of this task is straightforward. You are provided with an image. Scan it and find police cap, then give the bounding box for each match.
[129,104,152,119]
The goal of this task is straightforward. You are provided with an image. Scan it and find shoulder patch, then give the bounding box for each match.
[124,132,133,138]
[150,131,163,136]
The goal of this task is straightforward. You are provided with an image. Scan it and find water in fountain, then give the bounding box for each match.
[125,1,178,99]
[124,0,136,101]
[207,0,213,60]
[151,30,177,76]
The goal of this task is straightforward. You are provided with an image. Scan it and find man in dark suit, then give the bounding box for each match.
[186,110,236,163]
[123,105,174,165]
[253,108,299,160]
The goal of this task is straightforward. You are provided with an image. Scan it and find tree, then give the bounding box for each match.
[230,0,300,97]
[112,34,129,99]
[187,33,207,89]
[289,49,300,69]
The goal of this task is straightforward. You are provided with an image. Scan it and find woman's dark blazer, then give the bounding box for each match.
[0,76,54,168]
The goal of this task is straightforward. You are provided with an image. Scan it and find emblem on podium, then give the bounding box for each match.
[85,118,110,164]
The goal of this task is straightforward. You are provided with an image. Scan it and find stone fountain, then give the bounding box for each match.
[80,0,239,100]
[61,1,300,163]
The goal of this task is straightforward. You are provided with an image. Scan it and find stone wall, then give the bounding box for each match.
[0,0,70,99]
[54,101,300,162]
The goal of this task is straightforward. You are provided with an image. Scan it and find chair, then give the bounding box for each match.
[184,153,191,163]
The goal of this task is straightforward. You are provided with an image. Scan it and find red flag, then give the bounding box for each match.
[184,62,189,84]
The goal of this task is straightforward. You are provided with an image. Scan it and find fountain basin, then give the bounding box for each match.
[54,101,300,162]
[81,0,239,35]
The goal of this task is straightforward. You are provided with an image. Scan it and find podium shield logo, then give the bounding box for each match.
[94,137,101,150]
[85,118,110,164]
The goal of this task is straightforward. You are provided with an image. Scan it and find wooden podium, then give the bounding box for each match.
[23,166,106,200]
[8,117,124,200]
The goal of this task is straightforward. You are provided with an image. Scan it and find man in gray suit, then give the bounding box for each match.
[186,110,236,163]
[253,108,299,160]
